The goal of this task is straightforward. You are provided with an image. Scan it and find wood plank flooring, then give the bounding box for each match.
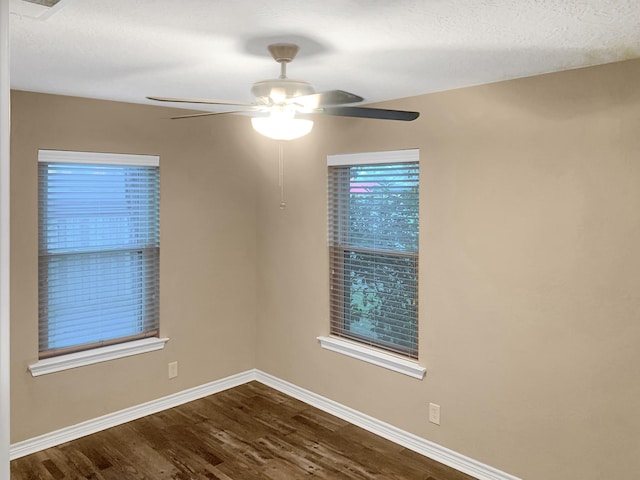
[11,381,477,480]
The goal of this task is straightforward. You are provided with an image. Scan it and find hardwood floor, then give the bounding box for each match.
[11,381,477,480]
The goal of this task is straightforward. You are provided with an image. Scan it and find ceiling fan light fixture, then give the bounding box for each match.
[251,111,313,141]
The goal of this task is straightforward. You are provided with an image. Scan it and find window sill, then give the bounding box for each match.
[28,337,170,377]
[317,336,426,380]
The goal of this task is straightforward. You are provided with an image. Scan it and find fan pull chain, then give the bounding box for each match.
[278,142,286,209]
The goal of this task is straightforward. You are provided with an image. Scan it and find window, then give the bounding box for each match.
[327,149,419,359]
[38,150,160,359]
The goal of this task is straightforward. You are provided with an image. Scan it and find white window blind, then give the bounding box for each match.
[328,149,419,359]
[38,150,160,358]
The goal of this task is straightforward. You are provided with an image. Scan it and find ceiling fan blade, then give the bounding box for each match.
[170,110,255,120]
[291,90,364,108]
[148,96,256,107]
[319,106,420,121]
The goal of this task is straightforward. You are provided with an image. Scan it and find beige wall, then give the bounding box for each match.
[10,91,259,442]
[9,57,640,480]
[254,59,640,480]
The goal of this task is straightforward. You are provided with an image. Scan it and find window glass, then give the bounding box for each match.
[329,157,419,358]
[38,154,159,357]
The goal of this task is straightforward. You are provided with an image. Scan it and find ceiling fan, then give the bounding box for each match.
[147,43,420,140]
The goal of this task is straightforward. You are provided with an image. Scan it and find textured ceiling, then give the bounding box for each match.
[9,0,640,110]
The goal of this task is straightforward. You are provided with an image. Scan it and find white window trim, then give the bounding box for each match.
[326,148,422,376]
[28,337,169,377]
[36,149,162,373]
[38,149,159,166]
[317,336,426,380]
[327,148,419,166]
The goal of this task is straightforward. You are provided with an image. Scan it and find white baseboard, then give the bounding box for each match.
[255,371,521,480]
[9,369,257,460]
[10,369,520,480]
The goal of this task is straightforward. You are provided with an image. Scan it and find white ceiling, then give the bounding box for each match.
[9,0,640,111]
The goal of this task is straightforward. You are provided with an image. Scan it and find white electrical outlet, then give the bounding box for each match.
[168,361,178,379]
[429,403,441,425]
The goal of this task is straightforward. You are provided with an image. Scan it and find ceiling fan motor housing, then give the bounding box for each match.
[251,79,314,105]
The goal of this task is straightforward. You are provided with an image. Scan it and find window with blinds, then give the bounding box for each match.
[328,149,419,359]
[38,150,160,358]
